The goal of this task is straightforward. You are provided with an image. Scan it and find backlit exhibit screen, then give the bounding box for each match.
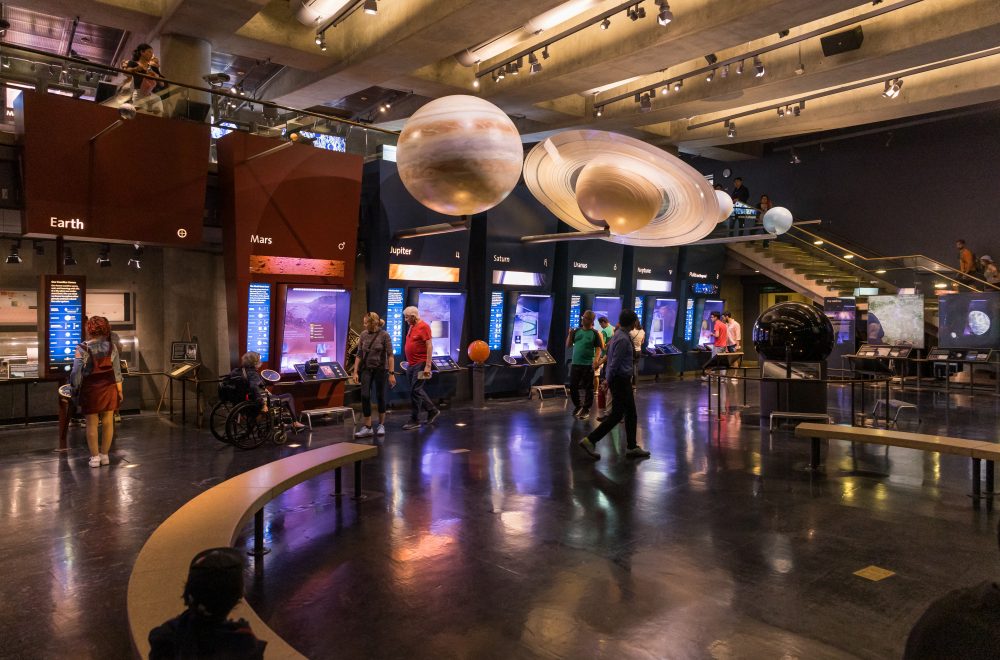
[648,298,678,348]
[47,278,84,373]
[593,296,623,328]
[487,291,504,350]
[823,297,856,346]
[569,294,582,329]
[417,291,466,361]
[386,288,406,353]
[697,300,725,345]
[247,283,271,362]
[279,287,351,373]
[939,292,1000,349]
[509,294,553,356]
[867,294,924,348]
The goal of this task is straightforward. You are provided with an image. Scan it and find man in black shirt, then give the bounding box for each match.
[729,177,750,235]
[904,522,1000,658]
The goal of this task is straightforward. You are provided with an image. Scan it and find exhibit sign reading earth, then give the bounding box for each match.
[866,294,925,348]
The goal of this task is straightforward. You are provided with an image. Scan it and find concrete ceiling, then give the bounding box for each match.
[25,0,1000,160]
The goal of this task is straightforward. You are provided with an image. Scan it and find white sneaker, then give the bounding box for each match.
[89,456,101,468]
[376,424,386,436]
[99,453,110,466]
[354,426,374,438]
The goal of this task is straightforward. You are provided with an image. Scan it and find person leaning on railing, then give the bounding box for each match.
[121,43,164,116]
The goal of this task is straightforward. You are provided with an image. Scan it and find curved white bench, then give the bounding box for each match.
[127,442,377,658]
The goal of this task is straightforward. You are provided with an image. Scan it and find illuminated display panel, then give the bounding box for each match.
[487,291,504,350]
[697,300,725,345]
[279,287,351,373]
[593,296,622,327]
[569,294,582,329]
[247,283,271,362]
[417,291,467,361]
[867,294,925,348]
[386,287,406,354]
[509,294,553,356]
[648,298,678,348]
[389,264,460,282]
[684,299,695,341]
[634,296,643,320]
[46,277,84,374]
[939,292,1000,349]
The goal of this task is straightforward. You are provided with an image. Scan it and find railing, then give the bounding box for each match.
[783,224,1000,296]
[0,42,399,161]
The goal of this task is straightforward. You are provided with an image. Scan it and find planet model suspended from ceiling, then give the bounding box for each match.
[521,130,721,246]
[395,95,524,216]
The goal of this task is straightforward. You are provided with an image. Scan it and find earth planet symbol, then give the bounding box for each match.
[396,95,524,216]
[968,310,991,335]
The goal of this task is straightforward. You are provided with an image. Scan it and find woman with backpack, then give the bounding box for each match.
[566,310,605,419]
[351,312,395,438]
[70,316,122,468]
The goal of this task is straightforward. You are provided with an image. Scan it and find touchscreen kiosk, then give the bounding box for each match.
[417,291,467,362]
[697,300,725,346]
[592,296,623,328]
[509,294,554,356]
[247,283,272,362]
[279,287,351,374]
[647,298,679,352]
[42,275,85,375]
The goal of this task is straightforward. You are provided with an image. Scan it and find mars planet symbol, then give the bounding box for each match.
[969,310,991,335]
[396,95,524,216]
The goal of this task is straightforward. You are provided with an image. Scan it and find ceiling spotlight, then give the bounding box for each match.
[379,104,388,113]
[673,79,682,92]
[736,60,745,76]
[363,0,378,15]
[96,244,111,268]
[705,54,718,66]
[5,241,22,265]
[706,68,716,83]
[639,93,652,112]
[1,57,10,70]
[814,240,825,246]
[882,78,903,99]
[497,68,505,81]
[754,56,765,77]
[793,101,803,116]
[790,150,801,164]
[472,78,479,88]
[795,61,806,75]
[510,61,519,76]
[529,52,542,74]
[0,18,9,37]
[542,46,550,60]
[778,29,790,38]
[33,241,44,256]
[721,64,729,78]
[727,122,736,139]
[314,33,323,45]
[637,6,646,18]
[128,244,143,270]
[656,0,673,25]
[628,5,640,21]
[63,247,77,267]
[594,106,603,118]
[601,18,611,30]
[777,106,785,118]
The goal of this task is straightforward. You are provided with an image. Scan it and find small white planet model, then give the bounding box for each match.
[396,95,523,216]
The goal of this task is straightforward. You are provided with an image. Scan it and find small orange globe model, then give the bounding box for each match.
[467,340,490,364]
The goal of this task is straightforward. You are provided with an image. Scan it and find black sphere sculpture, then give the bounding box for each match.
[752,301,834,361]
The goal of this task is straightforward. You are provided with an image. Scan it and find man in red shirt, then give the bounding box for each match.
[703,311,729,378]
[402,306,440,430]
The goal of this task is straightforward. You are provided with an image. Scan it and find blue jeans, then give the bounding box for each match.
[406,362,437,422]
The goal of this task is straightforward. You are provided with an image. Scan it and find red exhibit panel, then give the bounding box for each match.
[15,91,208,246]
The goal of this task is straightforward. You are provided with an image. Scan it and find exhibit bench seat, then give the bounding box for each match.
[126,442,378,659]
[793,423,1000,510]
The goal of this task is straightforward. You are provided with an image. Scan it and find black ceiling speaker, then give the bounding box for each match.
[821,26,864,57]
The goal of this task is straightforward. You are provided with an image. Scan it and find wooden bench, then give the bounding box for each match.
[127,442,377,659]
[794,423,1000,510]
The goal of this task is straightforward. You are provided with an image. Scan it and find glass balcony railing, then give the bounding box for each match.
[0,42,399,162]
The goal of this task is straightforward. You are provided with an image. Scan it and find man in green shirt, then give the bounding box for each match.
[598,317,614,345]
[566,310,604,419]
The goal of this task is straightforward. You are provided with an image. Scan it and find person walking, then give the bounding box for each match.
[702,311,729,378]
[402,306,439,430]
[957,239,976,276]
[70,316,122,468]
[352,312,395,438]
[578,310,650,460]
[723,311,742,382]
[981,256,1000,285]
[566,310,604,419]
[629,317,645,384]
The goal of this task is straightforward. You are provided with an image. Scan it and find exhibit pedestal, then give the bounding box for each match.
[471,365,485,409]
[759,359,828,421]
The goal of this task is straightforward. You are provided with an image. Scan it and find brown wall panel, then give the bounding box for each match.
[15,91,209,246]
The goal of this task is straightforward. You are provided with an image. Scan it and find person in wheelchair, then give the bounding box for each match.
[227,352,305,431]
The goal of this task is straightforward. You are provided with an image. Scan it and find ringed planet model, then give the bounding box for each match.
[521,130,721,246]
[396,95,524,216]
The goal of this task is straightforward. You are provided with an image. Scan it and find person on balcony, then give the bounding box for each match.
[981,256,1000,285]
[122,43,164,116]
[957,239,977,276]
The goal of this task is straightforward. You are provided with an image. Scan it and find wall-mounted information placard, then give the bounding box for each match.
[42,275,86,375]
[246,283,272,362]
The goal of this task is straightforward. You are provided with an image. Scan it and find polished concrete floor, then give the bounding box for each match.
[1,380,999,659]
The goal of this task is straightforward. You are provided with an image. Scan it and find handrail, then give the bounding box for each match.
[0,41,399,136]
[786,224,1000,293]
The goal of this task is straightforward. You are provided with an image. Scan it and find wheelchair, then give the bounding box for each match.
[210,369,295,449]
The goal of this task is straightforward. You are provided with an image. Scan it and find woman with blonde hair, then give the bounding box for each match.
[352,312,395,438]
[70,316,122,467]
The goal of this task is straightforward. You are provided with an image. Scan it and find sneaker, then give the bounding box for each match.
[596,415,608,422]
[625,447,651,459]
[376,424,386,436]
[572,406,582,417]
[578,438,600,460]
[426,409,441,425]
[99,453,110,466]
[354,426,374,438]
[88,456,101,468]
[579,408,591,418]
[402,420,422,431]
